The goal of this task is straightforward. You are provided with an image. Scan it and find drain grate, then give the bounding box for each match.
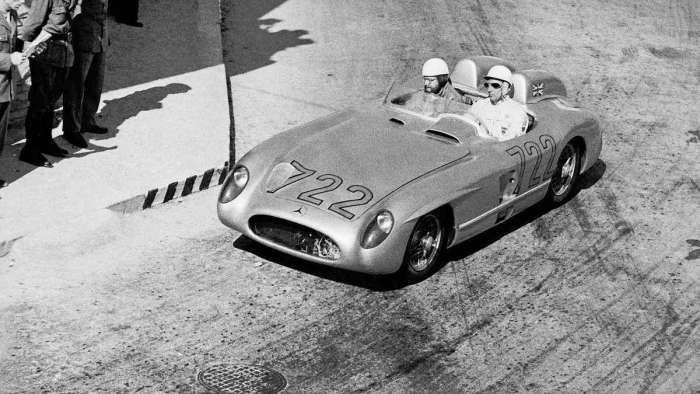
[197,364,287,393]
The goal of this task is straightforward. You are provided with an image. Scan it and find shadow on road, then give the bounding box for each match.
[104,0,222,92]
[232,160,608,290]
[89,83,192,141]
[0,83,192,185]
[0,141,118,185]
[221,0,314,77]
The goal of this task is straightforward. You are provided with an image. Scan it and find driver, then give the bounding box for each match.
[400,57,461,116]
[469,65,527,141]
[421,58,459,100]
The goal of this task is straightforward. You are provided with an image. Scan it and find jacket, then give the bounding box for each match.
[0,10,18,102]
[19,0,77,67]
[72,0,108,53]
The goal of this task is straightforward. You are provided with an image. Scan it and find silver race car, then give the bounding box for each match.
[218,56,602,281]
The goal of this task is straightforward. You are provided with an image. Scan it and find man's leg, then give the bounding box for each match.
[116,0,142,26]
[21,60,54,167]
[0,100,10,187]
[43,64,74,154]
[57,63,88,148]
[80,50,106,133]
[63,50,93,135]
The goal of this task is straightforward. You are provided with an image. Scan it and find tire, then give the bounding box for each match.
[401,212,445,282]
[546,141,581,204]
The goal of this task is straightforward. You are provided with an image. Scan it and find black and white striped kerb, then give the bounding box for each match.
[108,162,230,214]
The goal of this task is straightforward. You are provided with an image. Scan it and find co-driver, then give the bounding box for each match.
[469,65,527,141]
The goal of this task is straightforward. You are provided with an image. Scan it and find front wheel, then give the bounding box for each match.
[401,212,445,282]
[546,141,581,204]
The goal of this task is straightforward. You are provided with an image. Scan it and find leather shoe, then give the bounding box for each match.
[82,124,109,134]
[40,139,69,157]
[63,132,88,148]
[19,147,53,168]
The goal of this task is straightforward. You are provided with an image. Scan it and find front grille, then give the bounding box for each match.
[249,215,341,261]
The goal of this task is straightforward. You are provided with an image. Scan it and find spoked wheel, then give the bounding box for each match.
[402,213,445,281]
[547,141,581,204]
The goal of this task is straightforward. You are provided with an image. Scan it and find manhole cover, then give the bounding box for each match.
[197,364,287,393]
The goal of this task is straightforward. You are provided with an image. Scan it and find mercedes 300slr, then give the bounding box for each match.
[217,56,602,281]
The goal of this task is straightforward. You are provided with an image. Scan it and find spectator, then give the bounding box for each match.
[63,0,108,139]
[19,0,79,167]
[0,0,26,186]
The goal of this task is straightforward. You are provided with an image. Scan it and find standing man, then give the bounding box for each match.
[0,0,25,187]
[19,0,77,167]
[469,65,527,141]
[63,0,108,141]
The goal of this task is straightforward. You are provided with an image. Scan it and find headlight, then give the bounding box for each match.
[361,210,394,249]
[219,166,249,203]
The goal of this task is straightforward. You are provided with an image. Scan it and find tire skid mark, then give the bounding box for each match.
[329,300,458,392]
[602,118,660,183]
[568,197,594,235]
[478,272,698,393]
[251,291,457,391]
[441,190,637,389]
[590,313,700,392]
[460,210,687,390]
[636,318,698,392]
[259,291,395,357]
[689,177,700,193]
[357,312,496,393]
[444,214,631,351]
[444,0,496,56]
[554,282,699,390]
[562,222,633,283]
[449,259,475,331]
[669,0,698,42]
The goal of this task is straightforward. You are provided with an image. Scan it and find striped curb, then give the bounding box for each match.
[107,162,230,214]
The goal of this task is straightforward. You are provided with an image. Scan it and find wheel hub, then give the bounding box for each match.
[407,215,442,273]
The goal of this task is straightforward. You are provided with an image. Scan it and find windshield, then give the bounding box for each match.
[384,84,472,119]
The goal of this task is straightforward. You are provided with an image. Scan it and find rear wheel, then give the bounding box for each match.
[401,212,445,282]
[546,141,581,204]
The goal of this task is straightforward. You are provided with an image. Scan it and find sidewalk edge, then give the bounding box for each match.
[107,161,230,215]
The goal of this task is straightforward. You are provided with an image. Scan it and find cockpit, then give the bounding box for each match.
[384,84,491,142]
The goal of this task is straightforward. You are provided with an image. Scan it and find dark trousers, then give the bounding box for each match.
[0,101,9,156]
[63,50,105,133]
[25,59,70,147]
[110,0,139,23]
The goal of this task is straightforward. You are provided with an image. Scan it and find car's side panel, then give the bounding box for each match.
[495,128,560,219]
[448,143,511,242]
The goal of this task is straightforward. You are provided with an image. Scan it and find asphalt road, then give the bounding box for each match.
[2,0,700,392]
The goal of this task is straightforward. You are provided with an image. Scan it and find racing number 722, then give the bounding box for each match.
[268,160,374,220]
[505,134,557,191]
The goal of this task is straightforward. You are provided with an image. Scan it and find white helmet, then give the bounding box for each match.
[485,65,513,85]
[422,58,449,77]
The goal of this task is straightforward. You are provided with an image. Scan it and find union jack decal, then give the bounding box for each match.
[531,82,544,96]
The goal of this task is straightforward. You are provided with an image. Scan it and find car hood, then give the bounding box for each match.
[265,110,470,219]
